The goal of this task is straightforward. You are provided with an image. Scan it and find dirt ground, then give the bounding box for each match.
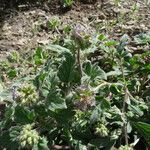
[0,0,149,59]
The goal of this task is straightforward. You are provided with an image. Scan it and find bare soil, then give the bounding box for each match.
[0,0,149,59]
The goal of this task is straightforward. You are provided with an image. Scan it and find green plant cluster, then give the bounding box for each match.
[18,124,40,148]
[0,27,150,149]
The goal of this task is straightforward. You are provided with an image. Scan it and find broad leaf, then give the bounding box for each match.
[84,61,107,80]
[46,91,67,111]
[58,53,76,83]
[133,122,150,138]
[14,106,36,124]
[45,44,71,54]
[38,137,49,150]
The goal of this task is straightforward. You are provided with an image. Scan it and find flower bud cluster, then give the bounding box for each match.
[74,85,95,111]
[110,129,122,140]
[17,83,38,106]
[119,145,133,150]
[95,123,108,137]
[73,24,87,40]
[74,110,83,121]
[19,124,40,148]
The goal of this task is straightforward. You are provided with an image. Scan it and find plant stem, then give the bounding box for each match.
[120,58,129,146]
[77,48,83,78]
[123,122,128,146]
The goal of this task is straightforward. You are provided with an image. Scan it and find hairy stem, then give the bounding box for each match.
[123,122,128,146]
[77,48,83,78]
[120,58,129,146]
